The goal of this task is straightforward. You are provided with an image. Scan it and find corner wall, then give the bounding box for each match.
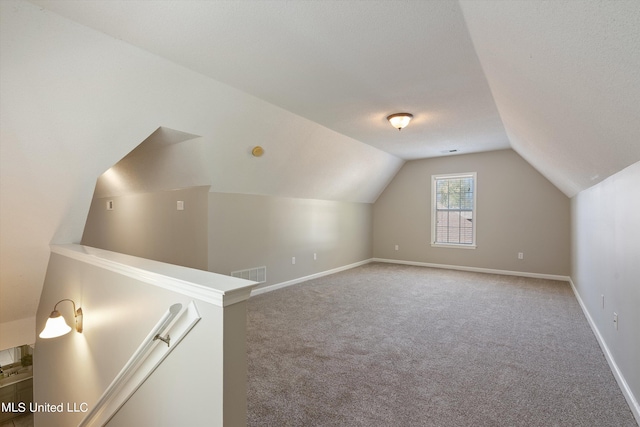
[570,161,640,420]
[208,192,373,290]
[82,186,210,270]
[373,149,570,276]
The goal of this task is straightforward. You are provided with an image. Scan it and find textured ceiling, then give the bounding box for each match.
[30,0,640,196]
[460,0,640,196]
[30,0,510,160]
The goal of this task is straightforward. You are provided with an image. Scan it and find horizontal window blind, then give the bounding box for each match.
[432,173,476,246]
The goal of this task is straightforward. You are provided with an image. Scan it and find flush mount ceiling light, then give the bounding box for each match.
[387,113,413,131]
[39,299,83,339]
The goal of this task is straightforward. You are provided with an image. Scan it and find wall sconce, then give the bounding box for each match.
[387,113,413,130]
[39,299,83,339]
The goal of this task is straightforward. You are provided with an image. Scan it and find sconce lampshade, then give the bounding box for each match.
[40,310,72,339]
[387,113,413,130]
[39,299,83,339]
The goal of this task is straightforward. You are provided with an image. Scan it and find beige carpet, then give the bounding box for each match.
[247,262,637,426]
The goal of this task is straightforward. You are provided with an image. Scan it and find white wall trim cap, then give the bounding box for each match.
[51,244,257,307]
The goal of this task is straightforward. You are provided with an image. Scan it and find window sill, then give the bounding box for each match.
[431,243,477,250]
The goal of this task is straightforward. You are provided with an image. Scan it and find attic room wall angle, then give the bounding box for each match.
[81,126,376,287]
[82,127,210,268]
[91,126,208,199]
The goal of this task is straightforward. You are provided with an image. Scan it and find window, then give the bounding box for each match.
[431,172,477,248]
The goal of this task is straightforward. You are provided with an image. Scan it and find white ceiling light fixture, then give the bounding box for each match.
[387,113,413,131]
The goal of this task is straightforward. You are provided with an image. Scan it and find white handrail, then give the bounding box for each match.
[78,301,201,427]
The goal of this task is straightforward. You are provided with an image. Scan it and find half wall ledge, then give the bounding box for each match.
[50,244,258,307]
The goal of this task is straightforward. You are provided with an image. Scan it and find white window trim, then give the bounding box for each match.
[431,172,477,249]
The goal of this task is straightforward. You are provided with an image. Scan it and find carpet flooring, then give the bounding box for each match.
[247,263,637,426]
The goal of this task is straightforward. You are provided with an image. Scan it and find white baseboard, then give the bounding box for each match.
[568,278,640,424]
[371,258,570,282]
[250,259,373,296]
[252,257,570,297]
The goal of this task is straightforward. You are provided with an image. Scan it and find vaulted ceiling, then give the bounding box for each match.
[1,0,639,347]
[28,0,640,196]
[30,0,511,161]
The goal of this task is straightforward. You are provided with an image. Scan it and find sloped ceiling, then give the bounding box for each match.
[1,0,639,346]
[28,0,640,194]
[29,0,510,160]
[92,127,208,199]
[460,0,640,196]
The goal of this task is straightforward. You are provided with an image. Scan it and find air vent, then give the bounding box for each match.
[231,266,266,283]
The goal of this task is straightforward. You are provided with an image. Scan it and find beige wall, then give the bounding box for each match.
[571,161,640,417]
[82,188,373,289]
[208,192,372,290]
[373,149,570,276]
[81,186,209,270]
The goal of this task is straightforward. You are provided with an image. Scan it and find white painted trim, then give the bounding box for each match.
[568,278,640,424]
[252,258,569,297]
[79,301,201,427]
[51,244,256,307]
[431,172,477,247]
[372,258,570,281]
[430,243,477,249]
[250,259,372,296]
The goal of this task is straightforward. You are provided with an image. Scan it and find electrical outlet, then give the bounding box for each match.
[395,245,399,251]
[518,252,524,260]
[313,253,317,260]
[106,200,114,210]
[292,257,296,265]
[177,200,184,210]
[613,313,618,330]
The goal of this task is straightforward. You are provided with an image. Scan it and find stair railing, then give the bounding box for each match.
[78,301,201,426]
